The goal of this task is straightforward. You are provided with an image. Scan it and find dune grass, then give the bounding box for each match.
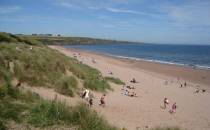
[0,32,111,93]
[105,76,125,85]
[0,67,118,130]
[55,75,78,97]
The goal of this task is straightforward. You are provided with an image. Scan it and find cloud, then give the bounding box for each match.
[162,1,210,27]
[105,7,140,14]
[59,2,74,8]
[0,6,21,14]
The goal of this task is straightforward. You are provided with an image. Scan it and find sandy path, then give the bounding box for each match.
[36,45,210,130]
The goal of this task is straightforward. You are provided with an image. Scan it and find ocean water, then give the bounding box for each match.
[64,43,210,70]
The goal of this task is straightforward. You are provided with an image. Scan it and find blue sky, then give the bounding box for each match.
[0,0,210,44]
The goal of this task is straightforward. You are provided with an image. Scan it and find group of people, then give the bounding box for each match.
[81,89,106,107]
[163,97,177,114]
[121,84,137,97]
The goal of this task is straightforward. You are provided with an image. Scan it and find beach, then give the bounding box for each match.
[50,45,210,130]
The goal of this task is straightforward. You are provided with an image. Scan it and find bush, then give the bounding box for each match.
[84,79,110,91]
[28,100,72,127]
[0,119,6,130]
[72,104,117,130]
[55,76,78,97]
[105,77,125,85]
[28,100,118,130]
[0,100,27,122]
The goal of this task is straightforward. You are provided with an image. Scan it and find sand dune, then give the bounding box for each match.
[49,45,210,130]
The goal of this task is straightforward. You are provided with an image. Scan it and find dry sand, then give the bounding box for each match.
[49,45,210,130]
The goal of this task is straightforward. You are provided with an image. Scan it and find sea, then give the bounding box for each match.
[64,43,210,70]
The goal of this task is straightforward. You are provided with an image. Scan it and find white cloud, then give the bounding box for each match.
[0,6,21,14]
[60,2,74,8]
[162,1,210,27]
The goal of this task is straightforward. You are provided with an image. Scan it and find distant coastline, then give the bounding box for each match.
[17,34,142,45]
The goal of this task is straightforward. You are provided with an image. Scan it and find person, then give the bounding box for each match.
[124,89,129,96]
[126,85,135,89]
[164,98,169,109]
[82,89,89,100]
[100,94,106,107]
[184,82,187,87]
[170,102,177,113]
[130,92,137,97]
[82,89,87,98]
[85,89,90,100]
[89,98,93,107]
[130,78,136,83]
[180,84,183,88]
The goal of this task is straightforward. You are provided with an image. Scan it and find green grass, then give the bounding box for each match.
[84,79,111,91]
[105,76,125,85]
[0,32,41,45]
[0,67,118,130]
[28,100,118,130]
[0,42,111,92]
[55,75,78,97]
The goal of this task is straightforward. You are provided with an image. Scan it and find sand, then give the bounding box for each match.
[48,45,210,130]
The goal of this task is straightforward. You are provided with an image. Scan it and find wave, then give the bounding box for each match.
[103,53,210,70]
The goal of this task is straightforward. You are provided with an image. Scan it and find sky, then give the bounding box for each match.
[0,0,210,44]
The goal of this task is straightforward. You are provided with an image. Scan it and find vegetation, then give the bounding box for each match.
[105,77,125,85]
[55,75,78,97]
[0,66,117,130]
[0,32,111,95]
[0,32,41,45]
[19,35,135,45]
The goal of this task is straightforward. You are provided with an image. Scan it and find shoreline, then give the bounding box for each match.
[62,46,210,89]
[64,45,210,70]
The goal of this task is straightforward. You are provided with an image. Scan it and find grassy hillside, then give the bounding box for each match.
[18,35,137,45]
[0,32,111,95]
[0,67,118,130]
[0,32,117,129]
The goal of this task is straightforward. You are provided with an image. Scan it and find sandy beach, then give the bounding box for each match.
[49,45,210,130]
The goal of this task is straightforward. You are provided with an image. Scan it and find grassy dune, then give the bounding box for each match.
[0,67,117,130]
[0,32,111,94]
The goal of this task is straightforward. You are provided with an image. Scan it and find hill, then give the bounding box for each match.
[17,34,139,45]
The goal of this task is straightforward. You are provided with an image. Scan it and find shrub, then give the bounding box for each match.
[105,77,125,85]
[72,104,117,130]
[28,100,71,127]
[84,79,110,91]
[55,76,78,97]
[0,119,6,130]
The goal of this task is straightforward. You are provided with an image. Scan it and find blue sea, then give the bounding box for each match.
[64,43,210,70]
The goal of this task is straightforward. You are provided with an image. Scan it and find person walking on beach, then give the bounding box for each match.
[100,94,106,107]
[89,98,93,107]
[184,82,187,87]
[163,97,169,109]
[170,102,177,113]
